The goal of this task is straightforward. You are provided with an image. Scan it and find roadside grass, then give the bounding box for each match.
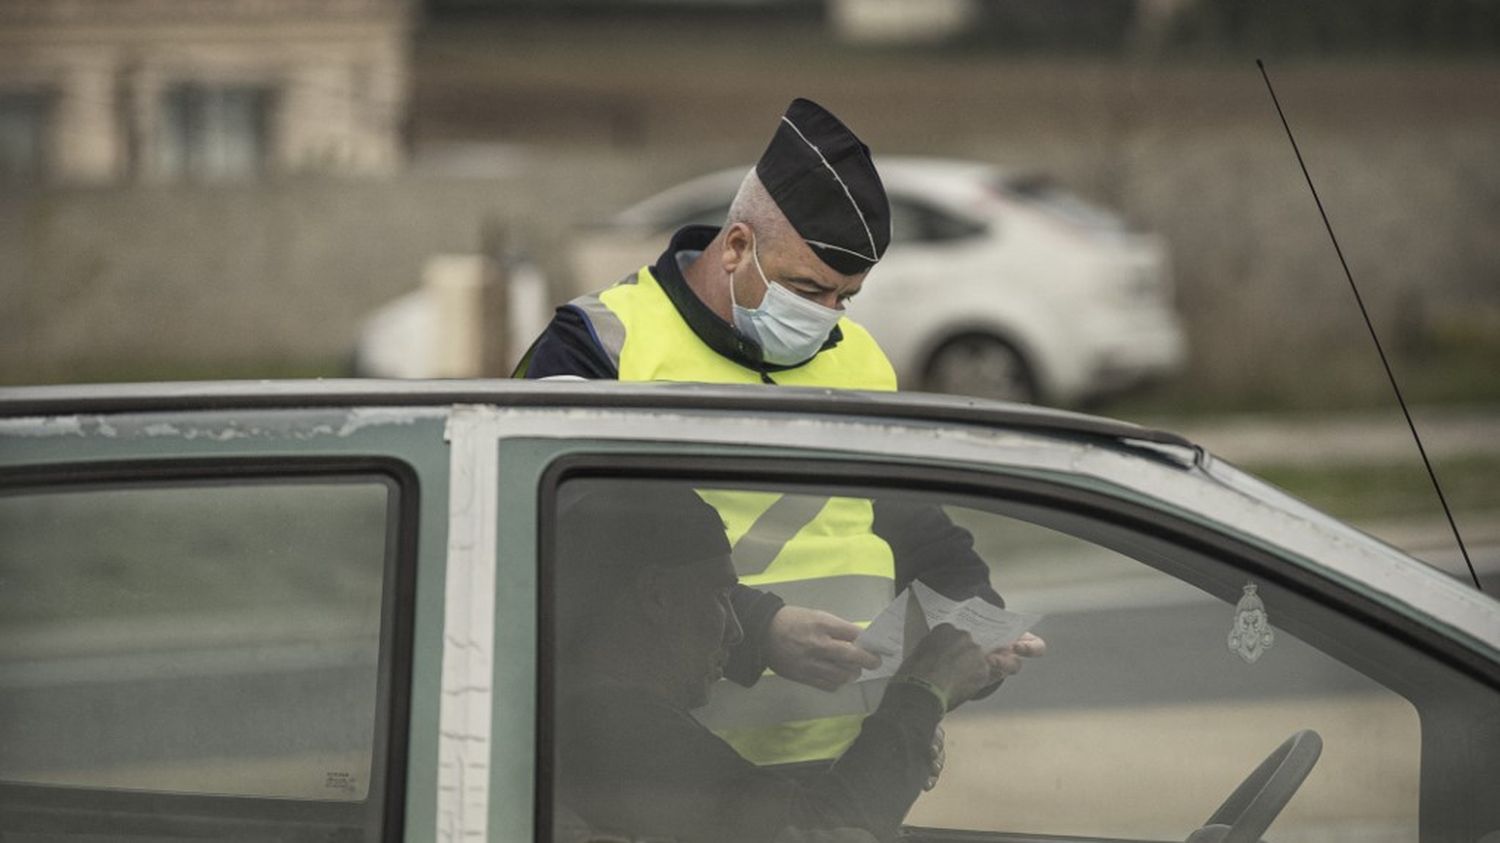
[1241,455,1500,523]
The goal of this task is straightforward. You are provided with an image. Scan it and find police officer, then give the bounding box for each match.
[516,98,1044,765]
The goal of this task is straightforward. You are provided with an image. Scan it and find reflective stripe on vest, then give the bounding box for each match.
[712,715,870,767]
[698,676,890,731]
[693,488,894,762]
[580,266,899,764]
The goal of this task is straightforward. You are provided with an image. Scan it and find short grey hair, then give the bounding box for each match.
[726,169,795,241]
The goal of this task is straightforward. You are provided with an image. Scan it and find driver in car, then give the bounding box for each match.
[553,486,999,843]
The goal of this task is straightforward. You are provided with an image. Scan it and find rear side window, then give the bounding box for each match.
[0,471,405,839]
[663,201,731,233]
[996,172,1127,232]
[889,198,987,244]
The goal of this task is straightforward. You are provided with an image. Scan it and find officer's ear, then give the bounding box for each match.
[720,223,752,276]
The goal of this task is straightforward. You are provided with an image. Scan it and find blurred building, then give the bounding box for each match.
[0,0,412,185]
[827,0,978,44]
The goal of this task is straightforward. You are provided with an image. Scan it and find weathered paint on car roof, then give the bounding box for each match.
[0,379,1198,456]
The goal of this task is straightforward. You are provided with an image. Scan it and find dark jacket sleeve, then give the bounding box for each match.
[558,681,943,843]
[512,304,619,379]
[785,681,943,837]
[874,499,1002,607]
[723,583,785,686]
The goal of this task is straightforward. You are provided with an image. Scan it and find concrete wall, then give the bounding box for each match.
[0,157,664,383]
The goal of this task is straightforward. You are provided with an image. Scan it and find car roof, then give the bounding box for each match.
[0,378,1195,457]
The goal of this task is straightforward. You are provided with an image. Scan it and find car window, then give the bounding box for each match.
[662,201,731,233]
[541,470,1494,843]
[910,503,1422,841]
[998,172,1127,233]
[660,197,984,247]
[890,197,987,245]
[0,470,404,839]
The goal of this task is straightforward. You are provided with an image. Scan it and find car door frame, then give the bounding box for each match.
[466,403,1500,843]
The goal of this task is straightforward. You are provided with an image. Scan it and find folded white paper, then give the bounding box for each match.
[854,581,1042,681]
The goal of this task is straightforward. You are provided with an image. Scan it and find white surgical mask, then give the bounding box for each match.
[730,239,843,366]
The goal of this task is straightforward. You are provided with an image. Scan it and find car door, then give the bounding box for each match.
[0,399,452,843]
[475,396,1499,843]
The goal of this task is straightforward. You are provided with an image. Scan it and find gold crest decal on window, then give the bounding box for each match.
[1228,583,1275,664]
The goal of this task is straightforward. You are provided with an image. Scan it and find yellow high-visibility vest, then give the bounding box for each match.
[577,265,899,764]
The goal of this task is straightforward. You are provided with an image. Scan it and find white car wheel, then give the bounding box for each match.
[922,334,1038,404]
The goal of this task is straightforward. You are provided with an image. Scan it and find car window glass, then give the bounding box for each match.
[909,503,1424,842]
[998,173,1126,233]
[888,197,926,244]
[890,198,985,245]
[663,201,731,233]
[0,478,391,807]
[660,198,984,246]
[538,473,1491,843]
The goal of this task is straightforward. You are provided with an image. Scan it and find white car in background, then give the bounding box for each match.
[571,158,1187,405]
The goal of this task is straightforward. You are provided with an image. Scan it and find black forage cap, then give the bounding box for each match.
[755,98,891,276]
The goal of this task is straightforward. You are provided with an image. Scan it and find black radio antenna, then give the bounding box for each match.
[1255,59,1480,592]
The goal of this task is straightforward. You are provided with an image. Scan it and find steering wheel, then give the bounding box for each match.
[1185,730,1322,843]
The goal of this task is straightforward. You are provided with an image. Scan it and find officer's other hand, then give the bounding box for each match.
[893,623,990,710]
[767,606,882,692]
[984,632,1047,679]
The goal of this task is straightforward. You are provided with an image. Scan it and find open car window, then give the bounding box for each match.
[542,468,1496,843]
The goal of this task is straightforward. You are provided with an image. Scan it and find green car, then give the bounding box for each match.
[2,381,1495,843]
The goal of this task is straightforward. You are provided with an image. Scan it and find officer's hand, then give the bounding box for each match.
[893,623,991,710]
[767,606,882,692]
[984,632,1047,679]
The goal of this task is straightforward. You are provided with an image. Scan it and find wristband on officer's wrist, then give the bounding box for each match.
[889,674,950,713]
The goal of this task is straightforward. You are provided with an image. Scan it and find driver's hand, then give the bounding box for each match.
[766,606,882,692]
[924,724,946,791]
[894,623,991,710]
[985,632,1047,679]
